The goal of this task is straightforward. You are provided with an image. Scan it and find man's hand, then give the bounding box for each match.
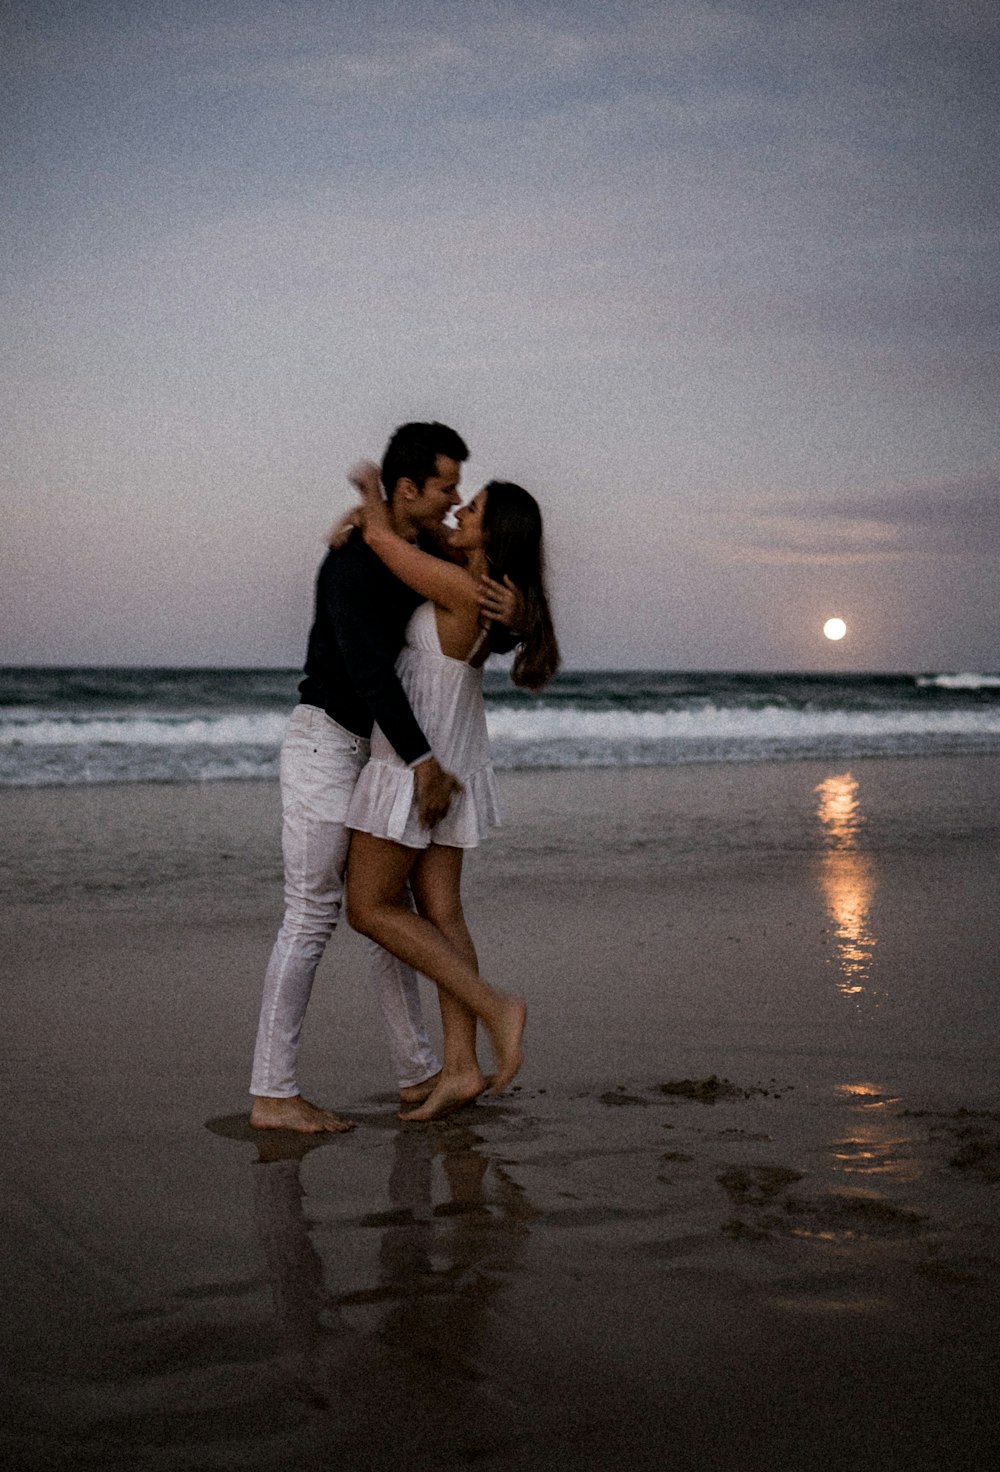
[414,757,464,828]
[478,574,525,634]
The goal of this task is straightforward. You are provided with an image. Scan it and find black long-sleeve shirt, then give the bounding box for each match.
[298,534,431,766]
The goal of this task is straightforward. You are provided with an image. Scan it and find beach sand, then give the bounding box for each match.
[2,756,999,1470]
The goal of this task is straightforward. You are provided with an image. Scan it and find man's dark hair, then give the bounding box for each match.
[380,422,469,500]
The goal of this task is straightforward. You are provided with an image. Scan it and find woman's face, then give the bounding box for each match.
[451,488,488,550]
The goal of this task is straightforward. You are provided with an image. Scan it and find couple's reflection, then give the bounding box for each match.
[372,1123,533,1382]
[251,1121,532,1412]
[252,1130,330,1388]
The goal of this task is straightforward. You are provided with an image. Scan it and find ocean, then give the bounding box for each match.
[2,666,1000,789]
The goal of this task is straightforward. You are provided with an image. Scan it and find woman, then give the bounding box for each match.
[344,461,559,1121]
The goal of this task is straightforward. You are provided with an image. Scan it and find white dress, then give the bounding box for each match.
[346,601,502,849]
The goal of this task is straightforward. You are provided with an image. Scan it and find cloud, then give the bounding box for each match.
[703,474,1000,565]
[832,476,1000,547]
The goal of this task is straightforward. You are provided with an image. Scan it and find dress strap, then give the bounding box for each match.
[467,626,490,664]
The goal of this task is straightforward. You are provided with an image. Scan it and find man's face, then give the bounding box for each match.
[409,454,463,528]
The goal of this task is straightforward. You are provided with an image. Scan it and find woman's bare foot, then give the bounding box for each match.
[487,994,527,1094]
[249,1094,354,1134]
[398,1071,442,1108]
[398,1066,487,1122]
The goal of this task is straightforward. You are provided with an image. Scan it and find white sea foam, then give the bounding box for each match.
[0,713,289,746]
[3,697,1000,785]
[485,702,1000,745]
[916,673,1000,690]
[3,702,1000,752]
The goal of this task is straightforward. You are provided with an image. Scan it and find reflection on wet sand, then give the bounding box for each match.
[249,1122,535,1460]
[252,1131,332,1404]
[361,1127,533,1381]
[831,1083,921,1184]
[815,773,878,999]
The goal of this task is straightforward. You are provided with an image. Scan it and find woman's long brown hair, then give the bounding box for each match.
[480,482,560,690]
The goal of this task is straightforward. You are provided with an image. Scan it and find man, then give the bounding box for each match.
[250,422,518,1133]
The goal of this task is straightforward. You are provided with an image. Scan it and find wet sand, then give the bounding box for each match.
[2,757,999,1470]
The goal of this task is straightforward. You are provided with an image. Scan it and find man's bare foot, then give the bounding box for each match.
[488,994,527,1094]
[399,1071,442,1108]
[249,1095,354,1134]
[398,1066,487,1122]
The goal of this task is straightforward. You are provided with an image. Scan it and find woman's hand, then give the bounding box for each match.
[348,459,385,507]
[347,459,392,540]
[326,507,363,549]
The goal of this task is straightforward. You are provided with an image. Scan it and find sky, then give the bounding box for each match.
[2,0,998,671]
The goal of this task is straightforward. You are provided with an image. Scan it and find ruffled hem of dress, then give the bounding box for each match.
[346,759,502,849]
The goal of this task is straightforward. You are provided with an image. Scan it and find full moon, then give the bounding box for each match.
[823,617,848,641]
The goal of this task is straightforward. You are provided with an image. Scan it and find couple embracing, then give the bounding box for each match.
[249,421,559,1130]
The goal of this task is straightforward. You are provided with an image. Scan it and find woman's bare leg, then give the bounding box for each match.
[398,991,484,1121]
[398,845,485,1120]
[347,833,526,1097]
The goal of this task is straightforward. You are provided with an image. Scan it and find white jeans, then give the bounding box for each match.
[250,705,440,1097]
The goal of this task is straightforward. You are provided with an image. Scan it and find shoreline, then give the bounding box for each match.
[4,754,999,1087]
[4,735,1000,792]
